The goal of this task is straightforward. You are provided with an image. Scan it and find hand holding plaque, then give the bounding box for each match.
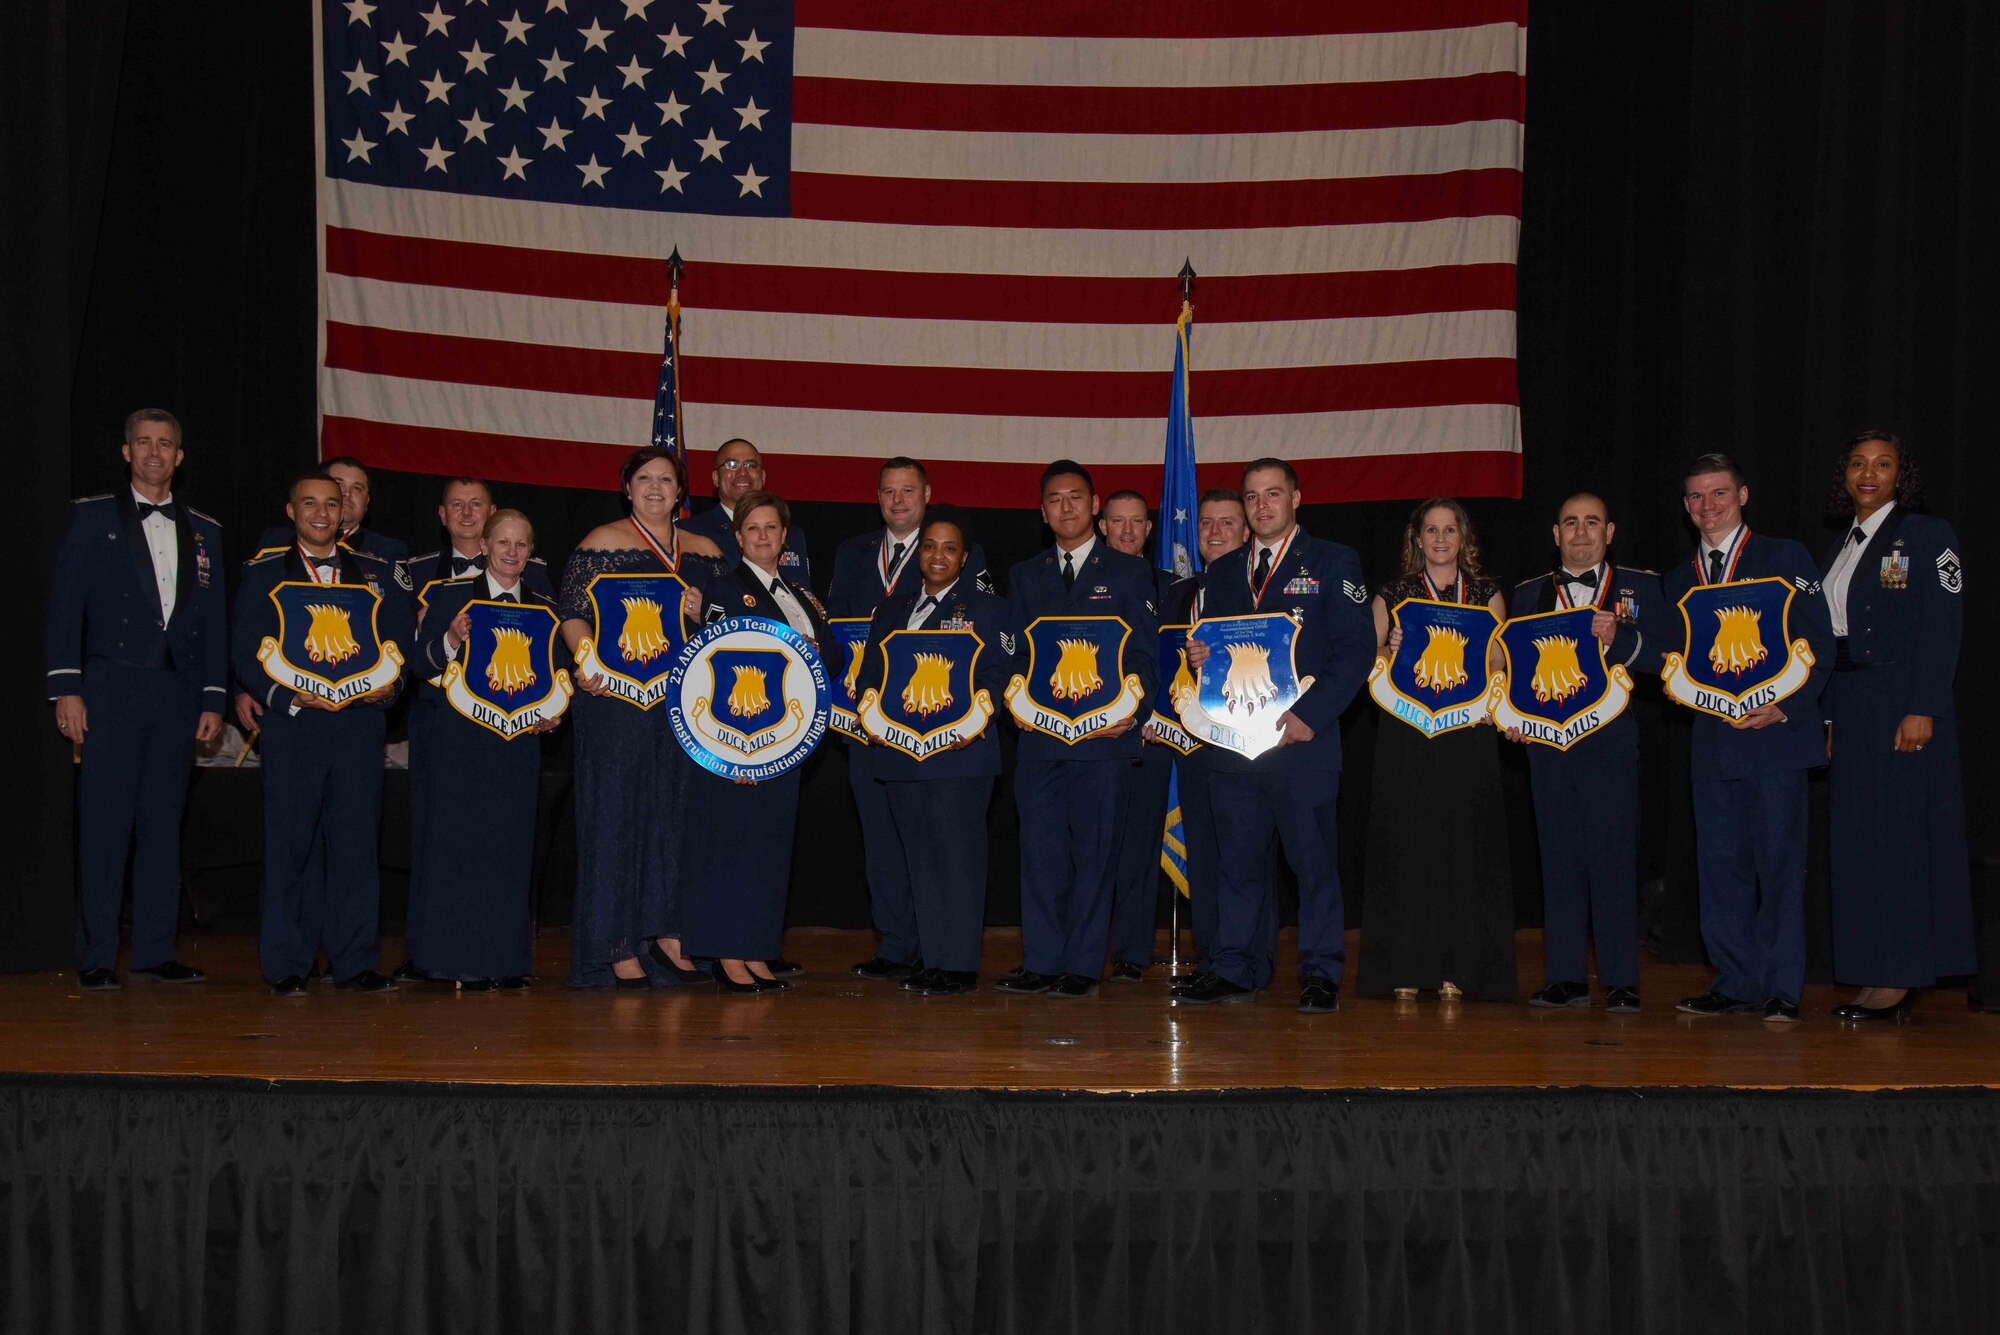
[1178,613,1316,760]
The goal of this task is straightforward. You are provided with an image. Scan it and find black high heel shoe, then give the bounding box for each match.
[613,973,650,991]
[1832,991,1917,1023]
[711,961,764,995]
[647,939,708,984]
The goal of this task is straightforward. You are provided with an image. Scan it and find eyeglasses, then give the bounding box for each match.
[716,458,761,472]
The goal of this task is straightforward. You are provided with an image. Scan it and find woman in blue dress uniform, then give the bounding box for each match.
[557,448,722,988]
[408,510,560,989]
[682,492,848,994]
[852,510,1019,995]
[1820,430,1973,1021]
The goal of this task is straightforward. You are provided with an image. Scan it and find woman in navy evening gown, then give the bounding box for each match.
[557,448,722,988]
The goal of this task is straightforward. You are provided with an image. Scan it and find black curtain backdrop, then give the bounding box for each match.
[13,3,1996,965]
[6,1077,2000,1334]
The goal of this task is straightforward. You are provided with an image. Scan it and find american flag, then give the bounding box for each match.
[317,0,1525,501]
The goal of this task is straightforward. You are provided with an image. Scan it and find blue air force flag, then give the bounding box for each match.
[257,581,405,707]
[1180,612,1316,760]
[1003,616,1146,744]
[856,629,994,760]
[825,616,875,740]
[1659,576,1816,721]
[1366,598,1500,737]
[441,600,573,738]
[1487,607,1631,750]
[571,572,692,709]
[667,616,831,780]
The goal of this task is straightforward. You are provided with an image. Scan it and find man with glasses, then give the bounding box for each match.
[682,438,811,583]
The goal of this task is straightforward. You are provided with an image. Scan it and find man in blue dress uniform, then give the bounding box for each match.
[233,472,413,996]
[396,477,552,983]
[681,438,811,582]
[826,457,990,980]
[1158,489,1248,989]
[1176,459,1374,1013]
[1661,453,1832,1024]
[1098,489,1175,980]
[996,461,1158,998]
[1508,493,1667,1013]
[243,455,410,737]
[45,409,227,989]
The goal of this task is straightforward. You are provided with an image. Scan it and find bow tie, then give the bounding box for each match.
[451,554,485,575]
[1848,527,1866,547]
[493,590,517,604]
[137,500,177,522]
[1562,568,1599,589]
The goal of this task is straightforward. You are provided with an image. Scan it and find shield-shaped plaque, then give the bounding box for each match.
[825,617,875,741]
[1147,624,1200,755]
[1179,612,1317,760]
[571,572,693,710]
[1365,598,1500,738]
[1002,616,1146,744]
[667,616,832,779]
[856,628,992,760]
[257,581,404,707]
[1486,607,1632,750]
[439,600,573,739]
[1660,576,1815,721]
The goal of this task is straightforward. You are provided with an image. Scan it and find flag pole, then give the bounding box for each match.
[1167,258,1195,978]
[657,247,689,514]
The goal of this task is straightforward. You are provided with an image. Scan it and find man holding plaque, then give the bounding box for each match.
[233,472,413,996]
[828,458,990,982]
[996,461,1158,998]
[1099,489,1174,980]
[852,509,1018,995]
[1157,489,1248,987]
[46,409,227,989]
[682,438,812,583]
[1176,459,1374,1012]
[1661,453,1832,1024]
[1507,493,1666,1013]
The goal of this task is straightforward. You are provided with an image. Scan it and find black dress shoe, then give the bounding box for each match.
[1529,980,1591,1008]
[133,960,206,983]
[1676,990,1758,1016]
[271,975,308,998]
[994,968,1055,994]
[77,968,120,991]
[1047,973,1100,999]
[1176,973,1255,1005]
[750,972,792,992]
[1833,992,1916,1023]
[1762,997,1800,1024]
[910,970,978,996]
[645,940,708,983]
[1297,977,1340,1014]
[391,958,428,984]
[1168,970,1206,996]
[851,955,919,980]
[457,978,500,992]
[498,976,532,990]
[710,962,765,995]
[334,969,396,993]
[1604,987,1641,1014]
[1109,961,1145,983]
[900,968,943,993]
[764,958,804,979]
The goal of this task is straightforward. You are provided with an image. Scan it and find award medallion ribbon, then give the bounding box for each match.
[1178,612,1316,760]
[1003,616,1147,744]
[1486,606,1632,749]
[440,600,573,739]
[667,616,833,780]
[1659,575,1816,721]
[571,571,694,710]
[1365,598,1501,737]
[825,617,875,740]
[856,629,994,760]
[1148,623,1201,754]
[257,580,405,708]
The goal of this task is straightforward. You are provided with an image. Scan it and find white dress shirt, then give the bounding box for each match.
[1823,501,1895,637]
[1699,524,1746,581]
[1055,533,1096,589]
[750,562,815,636]
[906,579,959,630]
[134,488,178,622]
[880,528,920,591]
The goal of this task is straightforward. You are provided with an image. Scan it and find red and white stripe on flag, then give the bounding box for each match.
[317,0,1526,502]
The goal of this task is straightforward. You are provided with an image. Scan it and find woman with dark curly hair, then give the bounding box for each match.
[1357,498,1517,1002]
[1818,430,1973,1021]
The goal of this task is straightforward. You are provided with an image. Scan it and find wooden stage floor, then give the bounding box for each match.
[3,929,1994,1092]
